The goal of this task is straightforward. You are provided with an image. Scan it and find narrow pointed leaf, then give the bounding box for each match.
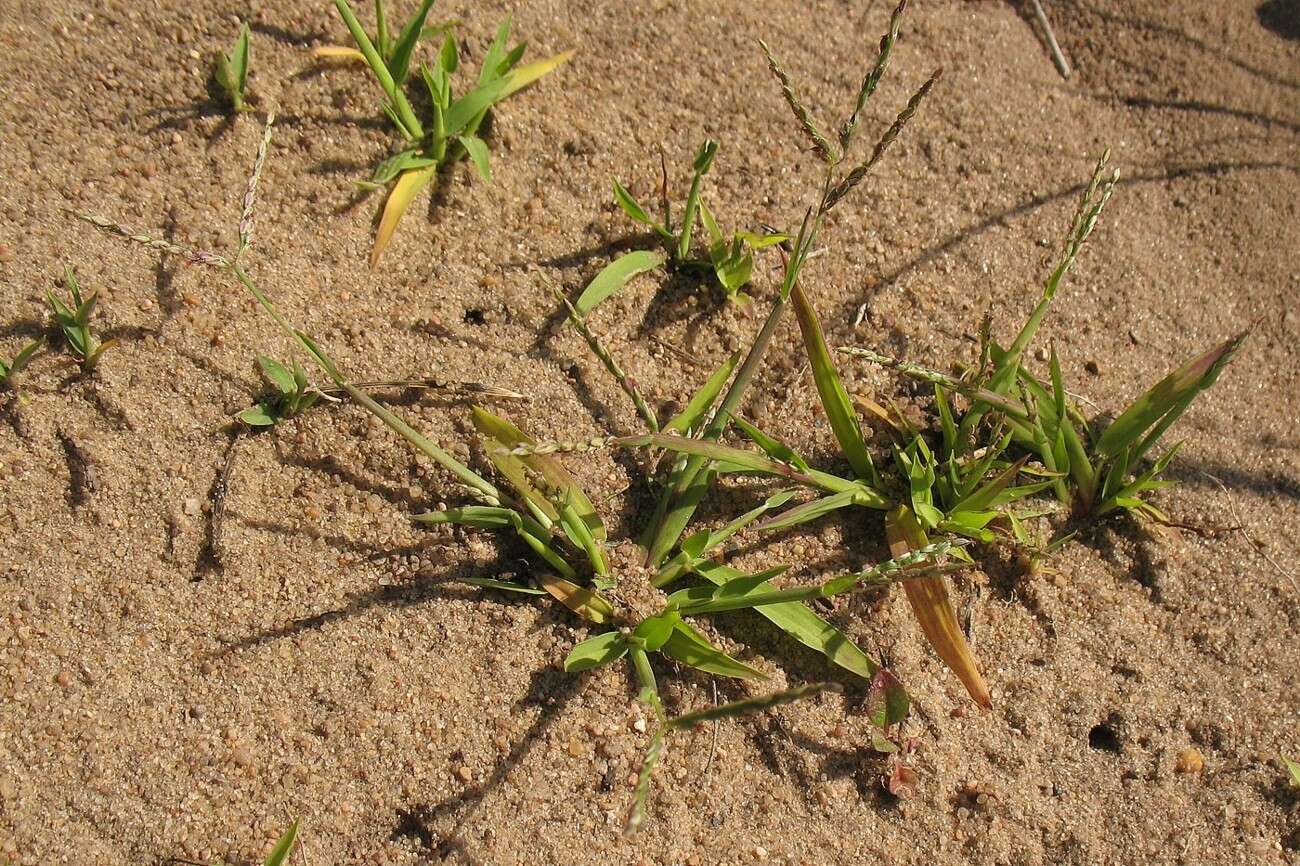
[387,0,436,84]
[573,249,667,317]
[263,821,299,866]
[565,631,629,671]
[499,49,575,98]
[792,284,875,482]
[458,134,491,181]
[660,622,763,679]
[538,573,614,624]
[663,351,740,434]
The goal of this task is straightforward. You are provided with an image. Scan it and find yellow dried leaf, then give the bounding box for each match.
[886,506,992,709]
[311,45,366,63]
[371,165,437,269]
[537,573,614,624]
[500,50,575,98]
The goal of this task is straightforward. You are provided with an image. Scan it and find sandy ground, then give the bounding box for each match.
[1,0,1299,863]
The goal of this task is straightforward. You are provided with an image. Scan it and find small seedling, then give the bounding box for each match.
[590,141,787,305]
[237,355,321,427]
[0,338,43,390]
[330,0,572,266]
[46,267,115,372]
[1285,756,1300,788]
[214,22,252,113]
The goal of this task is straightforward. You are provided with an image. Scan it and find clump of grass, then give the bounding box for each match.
[213,22,252,113]
[237,355,322,427]
[842,152,1249,524]
[46,266,116,372]
[0,337,43,390]
[586,140,787,306]
[74,121,935,829]
[329,0,572,266]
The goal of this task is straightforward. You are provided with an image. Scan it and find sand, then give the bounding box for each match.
[1,0,1298,863]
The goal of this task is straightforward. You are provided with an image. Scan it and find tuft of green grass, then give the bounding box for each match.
[330,1,572,266]
[841,152,1249,525]
[592,140,787,305]
[46,266,115,372]
[214,22,252,113]
[237,355,322,427]
[0,337,43,390]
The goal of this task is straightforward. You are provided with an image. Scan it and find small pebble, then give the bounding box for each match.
[231,745,254,768]
[1175,747,1204,774]
[183,497,201,516]
[55,670,73,688]
[454,765,472,783]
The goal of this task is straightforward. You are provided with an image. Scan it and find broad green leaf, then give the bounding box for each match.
[458,135,491,181]
[257,355,295,395]
[371,164,437,268]
[573,250,667,317]
[632,611,680,652]
[264,821,299,866]
[564,630,628,671]
[663,351,739,434]
[237,403,279,427]
[660,621,763,679]
[694,562,882,680]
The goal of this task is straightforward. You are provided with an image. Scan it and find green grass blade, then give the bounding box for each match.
[564,631,629,672]
[663,352,740,434]
[792,284,876,483]
[387,0,435,84]
[333,0,423,139]
[499,50,574,98]
[668,682,838,730]
[457,577,547,596]
[574,250,667,316]
[699,561,885,679]
[444,78,510,136]
[1095,329,1249,462]
[263,821,299,866]
[660,621,763,679]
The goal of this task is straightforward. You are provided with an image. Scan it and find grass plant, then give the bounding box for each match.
[329,0,571,266]
[585,140,787,306]
[237,355,322,427]
[0,337,42,390]
[74,115,953,829]
[46,266,115,372]
[214,23,252,113]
